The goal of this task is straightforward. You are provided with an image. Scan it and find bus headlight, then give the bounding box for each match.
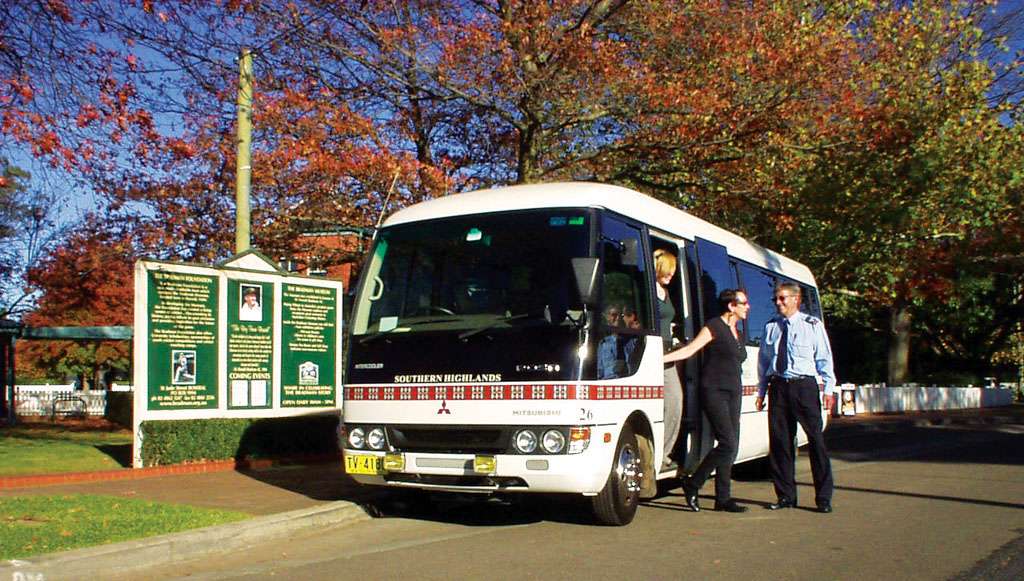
[541,429,566,454]
[348,427,366,449]
[514,429,538,453]
[367,427,386,450]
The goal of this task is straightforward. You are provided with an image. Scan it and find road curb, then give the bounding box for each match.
[1,499,370,579]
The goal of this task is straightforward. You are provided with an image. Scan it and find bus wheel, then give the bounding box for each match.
[591,425,641,526]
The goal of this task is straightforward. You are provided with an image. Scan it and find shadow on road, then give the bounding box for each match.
[235,463,367,502]
[235,463,598,526]
[826,409,1024,466]
[361,491,599,526]
[793,482,1024,511]
[238,406,1023,526]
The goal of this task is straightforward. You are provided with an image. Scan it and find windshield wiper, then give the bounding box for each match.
[358,317,461,344]
[458,311,547,340]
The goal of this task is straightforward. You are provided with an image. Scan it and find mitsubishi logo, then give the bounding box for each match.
[437,400,451,415]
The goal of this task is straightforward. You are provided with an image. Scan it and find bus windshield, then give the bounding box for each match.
[351,210,592,338]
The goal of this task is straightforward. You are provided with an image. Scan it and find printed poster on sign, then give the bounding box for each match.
[299,361,319,385]
[171,350,196,385]
[280,282,338,407]
[238,283,264,322]
[145,270,219,410]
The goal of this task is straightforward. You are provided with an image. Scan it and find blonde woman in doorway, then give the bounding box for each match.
[653,249,683,472]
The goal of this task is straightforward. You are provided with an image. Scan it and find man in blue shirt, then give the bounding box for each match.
[755,281,836,513]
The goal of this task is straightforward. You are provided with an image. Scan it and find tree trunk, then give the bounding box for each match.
[888,305,912,386]
[516,117,539,184]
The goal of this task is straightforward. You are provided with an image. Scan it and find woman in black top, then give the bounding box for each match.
[664,288,751,512]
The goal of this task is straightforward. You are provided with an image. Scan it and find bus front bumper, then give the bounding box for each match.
[344,448,613,495]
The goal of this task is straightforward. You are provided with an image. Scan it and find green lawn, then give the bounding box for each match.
[0,494,249,560]
[0,423,133,476]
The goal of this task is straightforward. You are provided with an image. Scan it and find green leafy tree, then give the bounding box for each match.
[767,1,1024,384]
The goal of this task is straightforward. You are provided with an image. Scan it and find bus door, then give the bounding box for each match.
[649,233,689,470]
[683,237,739,470]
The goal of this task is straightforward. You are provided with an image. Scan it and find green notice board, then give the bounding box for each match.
[146,271,219,410]
[281,283,337,407]
[227,280,274,409]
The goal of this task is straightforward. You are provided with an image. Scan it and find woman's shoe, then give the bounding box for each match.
[714,499,748,513]
[680,476,700,512]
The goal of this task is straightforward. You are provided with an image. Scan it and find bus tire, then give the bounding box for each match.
[591,425,641,526]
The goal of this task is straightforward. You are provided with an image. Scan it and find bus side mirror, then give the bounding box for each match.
[571,257,600,306]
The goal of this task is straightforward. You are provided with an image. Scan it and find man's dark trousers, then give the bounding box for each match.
[768,376,833,505]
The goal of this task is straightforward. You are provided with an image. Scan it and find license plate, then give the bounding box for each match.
[345,453,383,475]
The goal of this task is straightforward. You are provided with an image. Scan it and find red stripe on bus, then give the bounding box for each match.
[343,385,665,401]
[346,384,818,401]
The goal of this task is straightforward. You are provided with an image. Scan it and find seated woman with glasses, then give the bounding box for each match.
[664,288,752,513]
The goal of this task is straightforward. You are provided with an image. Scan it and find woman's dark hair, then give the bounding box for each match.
[717,288,745,314]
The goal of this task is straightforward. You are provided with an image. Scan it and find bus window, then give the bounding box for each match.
[800,284,822,318]
[738,263,776,346]
[597,216,649,378]
[694,238,734,324]
[779,277,816,317]
[351,210,590,336]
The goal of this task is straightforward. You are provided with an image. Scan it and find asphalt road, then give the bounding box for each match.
[116,407,1024,581]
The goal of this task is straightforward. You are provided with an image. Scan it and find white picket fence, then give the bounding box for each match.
[13,386,108,417]
[837,384,1017,415]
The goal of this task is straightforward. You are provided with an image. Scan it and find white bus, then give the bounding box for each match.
[342,182,829,525]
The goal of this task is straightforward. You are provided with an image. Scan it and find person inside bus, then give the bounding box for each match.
[653,249,683,471]
[621,305,642,373]
[597,304,626,379]
[664,288,751,513]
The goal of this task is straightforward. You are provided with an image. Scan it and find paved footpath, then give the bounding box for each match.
[2,404,1022,580]
[0,463,377,579]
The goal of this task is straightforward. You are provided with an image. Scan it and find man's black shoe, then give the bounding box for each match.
[680,476,700,512]
[714,500,748,513]
[766,498,796,510]
[816,502,833,514]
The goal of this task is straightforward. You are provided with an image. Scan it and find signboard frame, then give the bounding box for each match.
[132,250,343,467]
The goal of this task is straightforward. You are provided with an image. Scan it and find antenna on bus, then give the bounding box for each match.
[370,171,400,244]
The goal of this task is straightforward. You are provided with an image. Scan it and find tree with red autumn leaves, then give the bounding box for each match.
[16,220,135,387]
[2,0,1022,385]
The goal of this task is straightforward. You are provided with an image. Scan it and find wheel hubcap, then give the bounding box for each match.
[616,444,642,494]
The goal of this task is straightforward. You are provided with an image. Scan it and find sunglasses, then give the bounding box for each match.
[733,300,749,306]
[774,295,796,303]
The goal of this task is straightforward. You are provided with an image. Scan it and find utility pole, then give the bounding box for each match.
[235,48,253,253]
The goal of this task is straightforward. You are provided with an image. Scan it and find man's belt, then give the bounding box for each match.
[769,375,816,385]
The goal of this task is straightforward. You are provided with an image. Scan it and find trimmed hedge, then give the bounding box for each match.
[139,414,340,467]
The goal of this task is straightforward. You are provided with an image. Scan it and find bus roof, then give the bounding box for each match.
[384,182,815,285]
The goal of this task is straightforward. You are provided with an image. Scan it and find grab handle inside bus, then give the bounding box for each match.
[370,276,384,301]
